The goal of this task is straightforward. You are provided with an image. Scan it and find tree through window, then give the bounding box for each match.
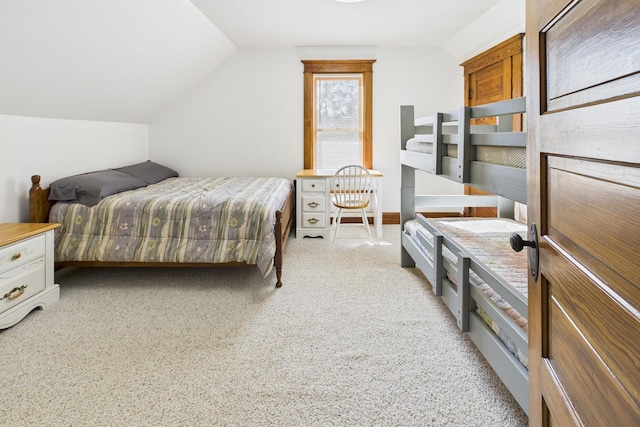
[302,60,375,170]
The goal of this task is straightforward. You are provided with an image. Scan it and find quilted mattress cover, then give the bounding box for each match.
[49,176,292,276]
[405,137,526,169]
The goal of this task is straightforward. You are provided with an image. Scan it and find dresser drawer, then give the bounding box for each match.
[0,234,46,274]
[301,194,325,212]
[0,258,46,313]
[301,179,325,192]
[301,212,326,228]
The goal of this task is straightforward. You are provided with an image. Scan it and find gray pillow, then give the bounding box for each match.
[114,160,178,185]
[48,169,147,206]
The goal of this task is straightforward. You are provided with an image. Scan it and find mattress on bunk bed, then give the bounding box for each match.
[405,136,456,156]
[405,137,526,168]
[404,217,529,367]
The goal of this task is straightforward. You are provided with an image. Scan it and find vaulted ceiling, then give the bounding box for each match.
[0,0,509,124]
[190,0,502,48]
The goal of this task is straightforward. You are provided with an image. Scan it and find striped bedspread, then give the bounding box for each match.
[49,177,292,275]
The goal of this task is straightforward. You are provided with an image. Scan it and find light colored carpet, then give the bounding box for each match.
[0,225,528,426]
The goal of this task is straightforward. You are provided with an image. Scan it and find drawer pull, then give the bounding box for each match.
[307,202,319,208]
[1,285,27,301]
[11,253,22,261]
[307,218,319,224]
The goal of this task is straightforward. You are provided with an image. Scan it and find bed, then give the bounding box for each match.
[28,161,295,288]
[400,98,530,414]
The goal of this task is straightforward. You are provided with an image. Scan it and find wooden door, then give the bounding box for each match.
[462,35,523,216]
[526,0,640,425]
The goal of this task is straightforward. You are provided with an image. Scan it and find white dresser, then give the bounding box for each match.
[296,169,383,240]
[0,223,60,329]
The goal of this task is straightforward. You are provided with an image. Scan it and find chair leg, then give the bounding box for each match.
[333,208,343,243]
[361,208,372,241]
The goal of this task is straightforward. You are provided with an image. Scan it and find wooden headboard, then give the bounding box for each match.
[29,175,55,223]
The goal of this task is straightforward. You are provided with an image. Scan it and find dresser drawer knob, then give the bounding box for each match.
[11,253,22,261]
[1,285,27,301]
[307,218,319,224]
[307,202,319,208]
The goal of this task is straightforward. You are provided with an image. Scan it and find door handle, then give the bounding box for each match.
[510,223,539,282]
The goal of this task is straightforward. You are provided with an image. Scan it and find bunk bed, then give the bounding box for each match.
[400,98,530,414]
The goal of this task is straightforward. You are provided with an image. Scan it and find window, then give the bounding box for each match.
[302,60,375,170]
[314,74,362,170]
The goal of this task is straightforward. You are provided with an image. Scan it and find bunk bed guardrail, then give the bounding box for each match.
[400,97,527,204]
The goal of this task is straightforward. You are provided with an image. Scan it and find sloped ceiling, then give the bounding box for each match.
[0,0,505,124]
[190,0,502,48]
[0,0,235,124]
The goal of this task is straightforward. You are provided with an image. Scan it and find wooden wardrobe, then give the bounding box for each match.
[526,0,640,425]
[461,34,524,217]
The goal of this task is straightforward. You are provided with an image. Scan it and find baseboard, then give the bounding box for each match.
[325,212,465,225]
[417,211,464,219]
[383,212,400,224]
[383,212,463,224]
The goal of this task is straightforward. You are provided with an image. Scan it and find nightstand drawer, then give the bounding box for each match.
[0,234,46,274]
[302,213,326,228]
[301,179,325,192]
[0,258,46,313]
[0,224,60,328]
[301,194,325,212]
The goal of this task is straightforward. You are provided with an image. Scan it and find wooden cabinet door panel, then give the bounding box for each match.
[462,34,523,216]
[470,60,511,108]
[527,0,640,425]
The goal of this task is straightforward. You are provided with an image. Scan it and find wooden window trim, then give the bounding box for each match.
[302,60,375,169]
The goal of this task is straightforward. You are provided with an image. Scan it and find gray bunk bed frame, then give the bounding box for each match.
[400,97,529,414]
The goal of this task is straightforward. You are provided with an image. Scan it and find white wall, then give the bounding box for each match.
[442,0,525,63]
[149,46,465,214]
[1,115,148,222]
[0,0,235,124]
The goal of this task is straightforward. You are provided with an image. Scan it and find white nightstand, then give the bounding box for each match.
[0,223,60,329]
[296,169,383,239]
